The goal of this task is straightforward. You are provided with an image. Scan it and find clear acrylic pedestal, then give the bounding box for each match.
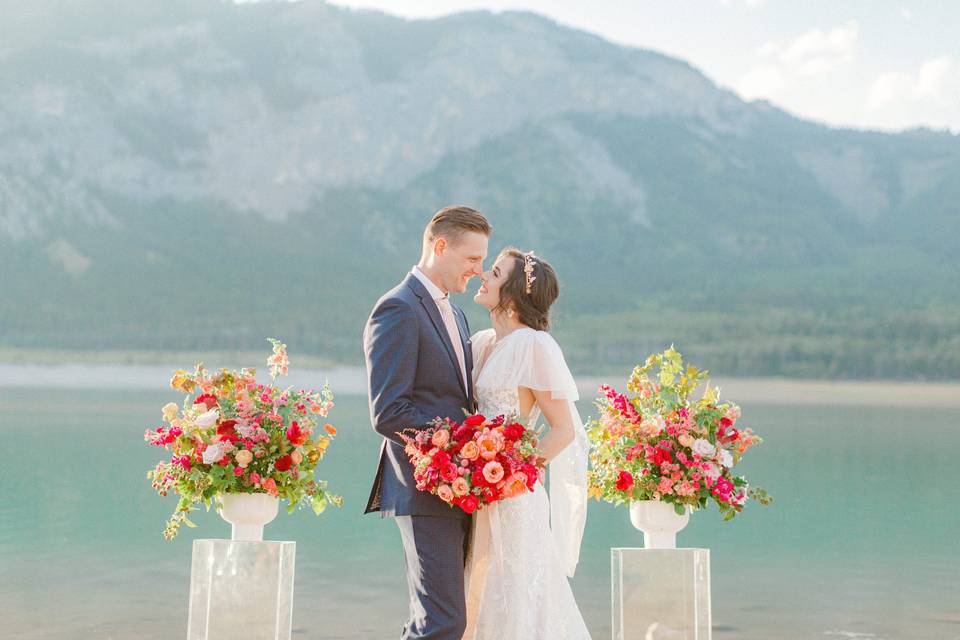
[187,539,296,640]
[612,548,711,640]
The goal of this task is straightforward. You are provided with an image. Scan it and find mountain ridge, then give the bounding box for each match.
[1,0,957,379]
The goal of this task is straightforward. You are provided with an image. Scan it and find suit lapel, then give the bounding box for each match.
[405,275,469,398]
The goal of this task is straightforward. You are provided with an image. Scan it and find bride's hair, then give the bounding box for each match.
[494,247,559,331]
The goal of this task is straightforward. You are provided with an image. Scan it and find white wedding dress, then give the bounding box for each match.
[463,327,591,640]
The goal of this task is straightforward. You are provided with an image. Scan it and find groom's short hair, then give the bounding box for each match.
[423,205,492,249]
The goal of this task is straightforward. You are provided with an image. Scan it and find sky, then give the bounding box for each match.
[323,0,960,133]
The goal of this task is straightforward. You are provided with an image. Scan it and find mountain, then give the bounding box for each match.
[1,0,958,379]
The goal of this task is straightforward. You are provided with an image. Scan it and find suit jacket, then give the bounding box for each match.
[363,272,475,517]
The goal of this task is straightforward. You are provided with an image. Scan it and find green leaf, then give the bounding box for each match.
[673,503,686,516]
[311,495,328,515]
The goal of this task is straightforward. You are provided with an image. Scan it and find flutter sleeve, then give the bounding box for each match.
[515,331,579,402]
[518,330,588,577]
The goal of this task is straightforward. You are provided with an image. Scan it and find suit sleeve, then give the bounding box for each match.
[363,298,434,444]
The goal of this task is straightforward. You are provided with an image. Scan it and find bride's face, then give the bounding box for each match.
[473,255,513,310]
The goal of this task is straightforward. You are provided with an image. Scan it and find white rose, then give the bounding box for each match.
[202,442,226,465]
[195,408,219,428]
[692,438,716,457]
[718,449,733,468]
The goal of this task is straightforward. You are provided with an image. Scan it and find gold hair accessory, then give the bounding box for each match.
[523,251,537,294]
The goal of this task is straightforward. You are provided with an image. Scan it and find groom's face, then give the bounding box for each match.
[439,231,488,294]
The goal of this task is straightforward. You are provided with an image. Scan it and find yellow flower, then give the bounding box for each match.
[162,402,179,422]
[170,370,196,393]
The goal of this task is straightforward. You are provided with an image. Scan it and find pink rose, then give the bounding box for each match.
[452,477,470,497]
[431,429,450,448]
[482,461,505,484]
[437,484,454,503]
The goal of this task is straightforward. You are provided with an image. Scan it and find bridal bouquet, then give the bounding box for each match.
[144,338,342,539]
[587,347,771,520]
[399,414,542,514]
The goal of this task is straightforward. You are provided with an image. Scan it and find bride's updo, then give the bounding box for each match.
[494,247,559,331]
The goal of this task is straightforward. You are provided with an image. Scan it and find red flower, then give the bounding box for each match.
[615,470,634,492]
[274,455,293,472]
[521,463,539,486]
[440,464,458,483]
[503,422,525,440]
[653,447,673,467]
[453,425,473,443]
[464,414,486,428]
[217,420,237,437]
[719,416,733,429]
[471,470,488,487]
[286,421,308,446]
[432,450,451,467]
[459,495,479,514]
[194,394,218,410]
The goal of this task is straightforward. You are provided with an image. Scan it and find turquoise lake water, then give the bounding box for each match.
[1,387,958,639]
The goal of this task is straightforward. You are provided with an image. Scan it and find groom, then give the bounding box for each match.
[363,205,491,639]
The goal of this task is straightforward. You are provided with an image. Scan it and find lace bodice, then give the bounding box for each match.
[475,387,542,427]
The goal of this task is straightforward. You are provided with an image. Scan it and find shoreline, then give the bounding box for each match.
[1,362,958,407]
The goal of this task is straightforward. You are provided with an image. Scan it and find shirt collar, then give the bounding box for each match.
[411,265,447,302]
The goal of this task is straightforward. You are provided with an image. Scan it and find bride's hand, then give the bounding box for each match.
[536,456,547,486]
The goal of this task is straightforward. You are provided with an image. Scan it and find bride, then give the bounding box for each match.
[464,247,591,639]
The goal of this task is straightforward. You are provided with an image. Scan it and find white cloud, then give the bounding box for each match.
[759,21,858,74]
[720,0,765,7]
[738,22,859,105]
[863,56,960,130]
[736,65,784,100]
[867,72,912,110]
[915,56,956,100]
[868,56,959,110]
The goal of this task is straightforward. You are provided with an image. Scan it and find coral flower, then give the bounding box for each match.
[262,478,278,497]
[502,472,529,498]
[459,441,480,461]
[476,429,505,461]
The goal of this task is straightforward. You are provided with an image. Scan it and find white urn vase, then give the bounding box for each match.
[629,500,690,549]
[218,493,279,541]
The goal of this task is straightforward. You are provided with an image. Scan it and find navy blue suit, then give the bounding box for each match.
[364,272,475,639]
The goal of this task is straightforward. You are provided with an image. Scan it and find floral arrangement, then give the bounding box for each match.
[399,414,543,514]
[145,339,342,539]
[587,347,770,520]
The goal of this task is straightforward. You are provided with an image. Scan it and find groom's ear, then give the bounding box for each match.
[433,236,447,256]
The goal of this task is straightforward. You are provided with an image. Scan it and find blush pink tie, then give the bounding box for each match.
[437,295,468,389]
